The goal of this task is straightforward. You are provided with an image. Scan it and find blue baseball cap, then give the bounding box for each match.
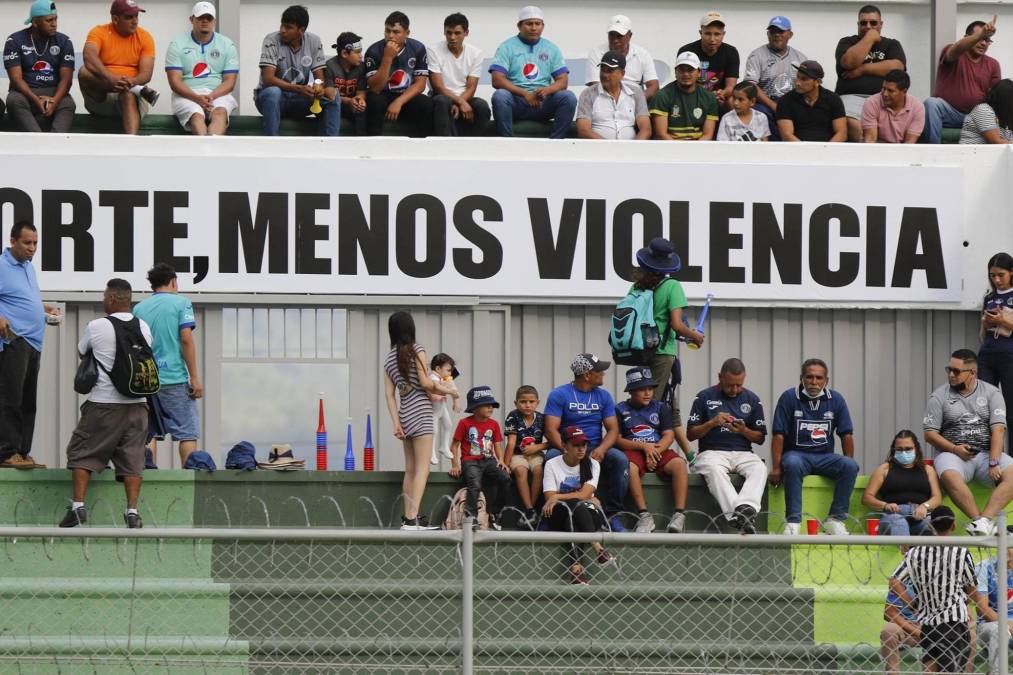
[25,0,56,24]
[768,16,792,31]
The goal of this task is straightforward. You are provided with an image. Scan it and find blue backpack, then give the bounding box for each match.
[608,280,670,366]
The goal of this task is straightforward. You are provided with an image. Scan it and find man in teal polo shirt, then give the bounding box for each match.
[133,263,202,466]
[164,1,239,135]
[0,222,59,469]
[489,5,576,138]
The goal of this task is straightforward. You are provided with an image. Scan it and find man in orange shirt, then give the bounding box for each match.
[78,0,158,134]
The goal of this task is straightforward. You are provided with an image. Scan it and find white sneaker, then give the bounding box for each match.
[666,512,685,533]
[967,517,997,536]
[823,519,850,536]
[439,446,453,459]
[635,512,656,534]
[430,449,438,465]
[783,522,801,536]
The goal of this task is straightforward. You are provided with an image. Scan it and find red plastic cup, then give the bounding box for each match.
[806,518,820,535]
[866,518,880,535]
[924,458,934,466]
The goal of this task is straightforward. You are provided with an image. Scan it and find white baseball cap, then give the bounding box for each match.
[191,1,215,18]
[607,14,632,35]
[518,5,544,22]
[675,51,701,69]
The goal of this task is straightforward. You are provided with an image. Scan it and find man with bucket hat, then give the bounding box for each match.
[450,386,511,530]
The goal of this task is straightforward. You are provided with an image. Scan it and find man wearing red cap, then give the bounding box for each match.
[79,0,158,134]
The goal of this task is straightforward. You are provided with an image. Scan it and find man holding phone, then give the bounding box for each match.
[133,263,202,467]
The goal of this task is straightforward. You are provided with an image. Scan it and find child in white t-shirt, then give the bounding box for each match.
[429,353,461,465]
[717,82,770,142]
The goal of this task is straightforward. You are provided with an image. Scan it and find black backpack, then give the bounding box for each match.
[97,316,160,397]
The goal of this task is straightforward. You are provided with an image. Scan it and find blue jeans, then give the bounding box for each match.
[922,97,965,144]
[781,451,859,523]
[545,446,630,517]
[877,504,934,536]
[491,89,577,139]
[254,86,340,137]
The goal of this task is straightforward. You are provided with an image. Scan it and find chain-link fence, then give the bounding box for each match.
[0,520,1008,674]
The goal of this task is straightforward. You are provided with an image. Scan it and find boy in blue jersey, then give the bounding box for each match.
[364,11,434,137]
[132,263,201,466]
[687,358,767,533]
[975,550,1013,674]
[615,367,689,534]
[489,5,577,138]
[164,2,239,135]
[770,358,859,535]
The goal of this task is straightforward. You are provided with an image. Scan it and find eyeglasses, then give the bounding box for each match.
[859,20,880,26]
[944,367,973,375]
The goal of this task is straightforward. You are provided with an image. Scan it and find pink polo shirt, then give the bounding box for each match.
[860,92,925,143]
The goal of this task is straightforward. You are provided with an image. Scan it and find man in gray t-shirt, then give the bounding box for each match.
[924,349,1012,536]
[742,16,805,140]
[253,5,337,136]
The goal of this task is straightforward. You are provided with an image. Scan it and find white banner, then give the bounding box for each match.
[1,154,962,303]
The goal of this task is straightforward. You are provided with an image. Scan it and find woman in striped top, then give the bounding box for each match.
[958,79,1013,144]
[383,311,460,530]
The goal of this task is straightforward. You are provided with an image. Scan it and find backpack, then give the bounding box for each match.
[97,316,160,397]
[443,487,489,530]
[608,279,671,366]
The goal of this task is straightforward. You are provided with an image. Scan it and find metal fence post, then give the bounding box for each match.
[1000,511,1009,675]
[462,517,474,675]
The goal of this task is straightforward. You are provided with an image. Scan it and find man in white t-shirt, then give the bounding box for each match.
[59,278,153,530]
[586,15,660,101]
[428,12,489,136]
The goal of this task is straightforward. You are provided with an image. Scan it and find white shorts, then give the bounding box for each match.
[841,93,871,119]
[934,450,1013,484]
[84,90,151,118]
[172,91,237,130]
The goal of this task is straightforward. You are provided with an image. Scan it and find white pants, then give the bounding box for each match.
[433,399,453,458]
[693,450,768,519]
[171,91,238,130]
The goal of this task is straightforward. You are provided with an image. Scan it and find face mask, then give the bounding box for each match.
[894,450,916,465]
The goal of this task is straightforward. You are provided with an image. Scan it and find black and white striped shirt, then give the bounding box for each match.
[892,545,977,625]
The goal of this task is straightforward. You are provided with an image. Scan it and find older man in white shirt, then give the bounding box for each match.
[576,51,651,140]
[586,15,659,101]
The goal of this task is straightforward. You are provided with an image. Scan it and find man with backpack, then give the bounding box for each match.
[60,278,156,529]
[610,237,703,459]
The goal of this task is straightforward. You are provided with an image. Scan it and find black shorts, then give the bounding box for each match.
[920,621,970,673]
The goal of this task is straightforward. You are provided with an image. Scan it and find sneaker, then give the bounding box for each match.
[634,512,656,533]
[59,505,87,528]
[608,515,628,533]
[416,514,439,531]
[666,512,686,534]
[783,522,801,536]
[488,514,502,532]
[124,512,142,529]
[439,446,453,459]
[429,449,438,465]
[0,453,43,469]
[596,548,617,567]
[567,565,589,585]
[139,86,160,106]
[967,517,997,536]
[824,519,850,536]
[730,505,757,534]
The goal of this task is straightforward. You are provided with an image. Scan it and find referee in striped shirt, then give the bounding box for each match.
[889,506,999,673]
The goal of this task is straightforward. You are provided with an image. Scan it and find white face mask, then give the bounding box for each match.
[894,450,916,465]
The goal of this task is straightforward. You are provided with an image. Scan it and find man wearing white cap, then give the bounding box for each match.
[649,51,718,140]
[679,12,739,109]
[489,5,577,139]
[585,15,659,101]
[164,2,239,135]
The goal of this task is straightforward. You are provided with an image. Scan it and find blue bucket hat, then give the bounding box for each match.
[636,237,681,274]
[184,450,217,472]
[465,386,500,413]
[225,441,258,471]
[25,0,57,24]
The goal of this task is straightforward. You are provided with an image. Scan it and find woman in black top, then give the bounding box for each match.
[979,252,1013,450]
[862,430,941,536]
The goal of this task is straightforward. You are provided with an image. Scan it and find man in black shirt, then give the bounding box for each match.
[776,60,847,142]
[835,4,906,141]
[679,12,739,109]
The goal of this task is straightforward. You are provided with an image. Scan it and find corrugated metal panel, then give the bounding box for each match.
[30,302,982,474]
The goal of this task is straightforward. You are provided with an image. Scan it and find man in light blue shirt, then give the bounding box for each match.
[0,222,58,469]
[489,5,576,138]
[133,263,201,465]
[975,551,1013,674]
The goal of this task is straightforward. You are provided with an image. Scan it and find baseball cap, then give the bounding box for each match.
[333,31,363,52]
[191,1,215,18]
[793,60,825,80]
[518,5,543,22]
[25,0,56,24]
[571,353,611,376]
[607,14,632,35]
[768,16,792,31]
[562,425,589,443]
[675,51,701,70]
[699,11,725,27]
[598,50,626,70]
[110,0,144,16]
[624,366,658,392]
